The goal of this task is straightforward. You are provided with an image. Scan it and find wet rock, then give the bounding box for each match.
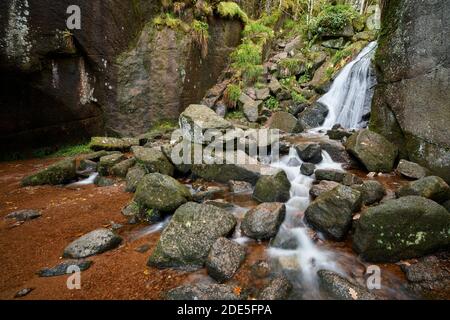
[241,203,286,240]
[5,209,41,222]
[315,169,346,183]
[353,180,386,205]
[14,288,34,298]
[121,201,140,217]
[134,173,191,213]
[148,202,236,269]
[251,260,272,279]
[79,150,115,162]
[125,164,147,193]
[78,159,98,173]
[37,260,93,277]
[253,170,291,203]
[271,227,299,250]
[135,244,152,254]
[300,163,316,176]
[229,180,253,193]
[132,146,175,177]
[206,237,246,283]
[310,181,341,199]
[318,270,377,300]
[397,160,429,180]
[94,176,115,187]
[89,137,135,152]
[98,153,125,176]
[327,127,353,140]
[63,229,122,259]
[179,104,233,145]
[204,199,235,209]
[287,158,301,167]
[305,185,362,240]
[353,196,450,262]
[345,129,399,173]
[192,186,224,202]
[166,283,239,300]
[401,253,450,299]
[396,176,450,203]
[342,173,364,186]
[22,159,77,186]
[267,112,303,133]
[321,37,345,49]
[319,140,354,166]
[296,143,323,164]
[111,158,136,178]
[259,276,292,300]
[297,102,329,129]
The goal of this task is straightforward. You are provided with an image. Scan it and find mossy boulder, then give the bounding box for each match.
[345,129,398,173]
[396,176,450,203]
[396,159,430,180]
[98,153,126,176]
[148,202,237,269]
[132,146,175,177]
[353,180,386,205]
[267,112,303,133]
[353,196,450,262]
[111,158,136,178]
[305,185,362,240]
[253,170,291,203]
[89,137,137,152]
[125,164,147,193]
[133,173,191,213]
[22,159,77,186]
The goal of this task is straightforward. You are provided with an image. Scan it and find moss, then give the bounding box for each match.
[224,84,242,108]
[225,110,245,120]
[217,2,249,24]
[242,21,275,45]
[264,97,280,111]
[230,40,264,84]
[310,4,358,37]
[191,19,209,58]
[291,91,307,104]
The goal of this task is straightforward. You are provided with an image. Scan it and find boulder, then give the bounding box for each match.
[63,229,122,259]
[94,176,115,187]
[353,180,386,205]
[317,270,377,300]
[89,137,135,152]
[305,185,362,240]
[166,284,239,300]
[255,87,271,100]
[297,102,329,129]
[38,260,93,277]
[148,202,237,269]
[396,176,450,203]
[243,100,262,123]
[345,129,398,173]
[309,181,341,199]
[98,154,125,176]
[22,159,77,186]
[241,203,286,240]
[253,170,291,203]
[342,173,364,186]
[111,158,136,178]
[259,276,293,300]
[315,169,346,183]
[353,196,450,262]
[287,158,301,167]
[268,78,282,95]
[319,140,354,166]
[228,180,253,193]
[267,112,303,133]
[132,146,175,177]
[300,163,316,176]
[5,209,41,222]
[125,164,147,193]
[206,238,246,283]
[179,104,233,145]
[134,173,191,213]
[295,143,323,164]
[397,160,429,180]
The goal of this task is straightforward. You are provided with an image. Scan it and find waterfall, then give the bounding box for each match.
[318,41,378,130]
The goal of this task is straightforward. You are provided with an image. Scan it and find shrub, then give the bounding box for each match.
[192,20,209,58]
[311,5,358,36]
[292,91,307,104]
[242,21,275,45]
[265,97,280,111]
[224,84,242,109]
[217,2,249,23]
[230,41,263,84]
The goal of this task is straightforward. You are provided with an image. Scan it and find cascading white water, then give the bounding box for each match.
[318,41,378,130]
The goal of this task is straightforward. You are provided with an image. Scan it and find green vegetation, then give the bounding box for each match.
[225,110,245,120]
[230,40,264,84]
[192,20,209,58]
[224,83,242,108]
[149,119,178,133]
[311,4,358,36]
[217,2,249,24]
[292,91,307,104]
[242,21,275,45]
[264,97,280,111]
[153,13,190,32]
[331,48,352,65]
[278,58,302,76]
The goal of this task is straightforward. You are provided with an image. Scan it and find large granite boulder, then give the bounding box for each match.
[132,146,175,177]
[206,237,246,283]
[397,160,430,180]
[318,270,377,300]
[353,196,450,262]
[241,203,286,240]
[22,159,77,186]
[396,176,450,203]
[267,112,303,133]
[253,170,291,203]
[148,202,237,269]
[63,229,122,259]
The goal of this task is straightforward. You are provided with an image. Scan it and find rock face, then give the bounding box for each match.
[305,185,362,240]
[133,173,191,213]
[166,284,239,300]
[206,238,246,283]
[253,170,291,203]
[396,176,450,203]
[370,0,450,183]
[353,196,450,262]
[22,159,77,186]
[318,270,377,300]
[241,203,286,240]
[345,129,398,173]
[148,202,236,269]
[63,229,122,259]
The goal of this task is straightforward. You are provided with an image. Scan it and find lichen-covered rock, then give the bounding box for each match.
[134,173,191,213]
[5,209,41,222]
[353,180,386,205]
[353,196,450,262]
[22,159,77,186]
[345,129,398,173]
[166,283,239,300]
[259,276,293,300]
[314,169,346,183]
[305,185,362,240]
[267,112,303,133]
[89,137,134,152]
[397,160,429,180]
[132,146,174,177]
[111,158,136,178]
[253,170,291,203]
[318,270,377,300]
[296,143,323,164]
[125,164,147,193]
[310,180,341,199]
[228,180,253,193]
[63,229,122,259]
[98,153,125,176]
[148,202,236,269]
[396,176,450,203]
[206,237,246,283]
[241,203,286,240]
